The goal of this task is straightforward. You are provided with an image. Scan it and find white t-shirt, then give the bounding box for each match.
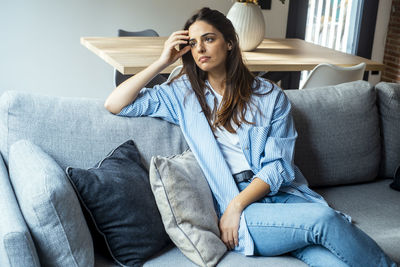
[209,85,252,175]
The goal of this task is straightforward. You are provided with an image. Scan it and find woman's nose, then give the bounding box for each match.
[197,42,206,53]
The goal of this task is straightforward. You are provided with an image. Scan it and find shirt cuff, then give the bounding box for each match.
[254,161,286,195]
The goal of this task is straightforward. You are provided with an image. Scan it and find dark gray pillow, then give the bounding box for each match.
[66,140,170,267]
[376,82,400,178]
[286,81,380,187]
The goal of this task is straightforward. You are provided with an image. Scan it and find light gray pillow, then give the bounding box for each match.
[149,150,226,267]
[8,140,94,267]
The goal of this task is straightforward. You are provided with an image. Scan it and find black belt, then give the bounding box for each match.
[233,170,254,184]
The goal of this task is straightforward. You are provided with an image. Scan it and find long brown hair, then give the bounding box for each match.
[175,7,271,133]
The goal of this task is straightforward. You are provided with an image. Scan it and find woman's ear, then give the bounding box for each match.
[227,42,233,51]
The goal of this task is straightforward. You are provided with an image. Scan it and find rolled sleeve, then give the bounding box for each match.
[253,90,297,195]
[117,84,179,125]
[255,160,286,195]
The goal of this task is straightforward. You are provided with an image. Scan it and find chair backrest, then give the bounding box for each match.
[167,65,183,82]
[118,29,159,37]
[300,62,366,89]
[114,29,166,87]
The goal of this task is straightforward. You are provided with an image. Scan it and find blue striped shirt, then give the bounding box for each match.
[118,75,338,255]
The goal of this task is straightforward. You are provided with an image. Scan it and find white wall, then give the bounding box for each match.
[0,0,289,99]
[263,0,289,38]
[369,0,392,85]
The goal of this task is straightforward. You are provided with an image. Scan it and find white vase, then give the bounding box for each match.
[226,2,265,51]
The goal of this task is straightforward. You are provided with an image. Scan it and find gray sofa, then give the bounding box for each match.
[0,80,399,267]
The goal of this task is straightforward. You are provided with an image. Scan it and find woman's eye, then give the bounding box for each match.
[206,37,214,42]
[189,42,196,47]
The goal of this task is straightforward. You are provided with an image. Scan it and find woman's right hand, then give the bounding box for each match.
[158,30,191,67]
[104,30,191,115]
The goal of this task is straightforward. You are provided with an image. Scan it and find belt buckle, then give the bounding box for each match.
[234,170,253,184]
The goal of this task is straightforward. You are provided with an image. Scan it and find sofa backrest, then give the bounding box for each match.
[0,91,189,171]
[1,81,398,188]
[286,81,381,187]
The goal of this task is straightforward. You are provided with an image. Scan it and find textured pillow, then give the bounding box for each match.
[8,140,94,267]
[286,81,380,186]
[376,82,400,178]
[149,150,226,267]
[65,140,170,267]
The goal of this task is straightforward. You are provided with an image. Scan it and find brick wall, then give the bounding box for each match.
[382,0,400,83]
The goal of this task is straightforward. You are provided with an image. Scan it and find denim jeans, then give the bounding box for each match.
[237,181,396,267]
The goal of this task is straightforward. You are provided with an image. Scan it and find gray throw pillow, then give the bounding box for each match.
[286,81,380,186]
[149,150,226,267]
[8,140,94,267]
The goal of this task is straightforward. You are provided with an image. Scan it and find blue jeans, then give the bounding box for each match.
[237,182,396,267]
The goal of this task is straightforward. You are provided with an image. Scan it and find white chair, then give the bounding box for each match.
[300,62,366,89]
[167,65,183,82]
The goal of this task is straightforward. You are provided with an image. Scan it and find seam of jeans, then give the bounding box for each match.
[320,238,350,266]
[247,222,312,232]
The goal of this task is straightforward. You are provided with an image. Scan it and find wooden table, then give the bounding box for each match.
[81,37,385,75]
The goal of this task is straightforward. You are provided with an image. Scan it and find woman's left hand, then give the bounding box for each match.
[219,201,243,250]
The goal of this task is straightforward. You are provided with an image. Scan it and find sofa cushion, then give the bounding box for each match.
[286,81,380,186]
[144,246,307,267]
[315,179,400,263]
[376,82,400,178]
[94,247,307,267]
[66,140,171,267]
[0,153,40,267]
[8,140,94,267]
[0,91,188,171]
[149,150,226,267]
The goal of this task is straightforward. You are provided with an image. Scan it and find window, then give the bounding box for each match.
[305,0,364,53]
[300,0,364,86]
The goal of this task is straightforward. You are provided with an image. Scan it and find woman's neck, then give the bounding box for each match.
[207,71,226,96]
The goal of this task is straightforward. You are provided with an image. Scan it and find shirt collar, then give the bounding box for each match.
[204,80,212,96]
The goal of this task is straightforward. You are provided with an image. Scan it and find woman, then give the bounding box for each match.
[105,7,396,267]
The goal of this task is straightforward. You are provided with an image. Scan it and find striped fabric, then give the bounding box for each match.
[118,75,333,256]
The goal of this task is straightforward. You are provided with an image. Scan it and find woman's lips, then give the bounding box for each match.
[199,56,211,63]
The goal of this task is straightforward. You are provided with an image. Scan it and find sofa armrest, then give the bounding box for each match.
[0,153,40,267]
[376,82,400,178]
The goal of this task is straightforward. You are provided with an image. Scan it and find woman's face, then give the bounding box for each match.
[188,20,231,75]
